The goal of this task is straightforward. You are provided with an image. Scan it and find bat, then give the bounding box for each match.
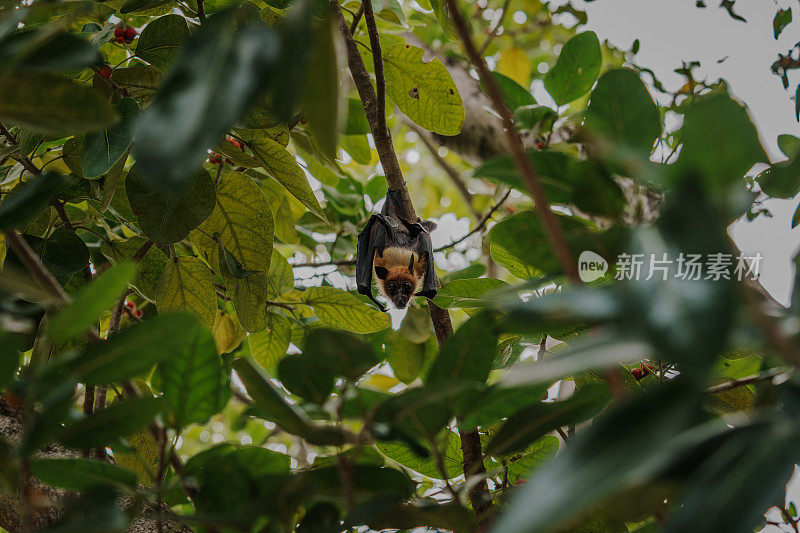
[356,189,437,311]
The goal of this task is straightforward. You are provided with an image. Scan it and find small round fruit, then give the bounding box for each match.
[133,309,143,319]
[124,300,136,310]
[98,65,113,79]
[125,27,137,41]
[227,137,243,150]
[116,35,126,44]
[631,368,643,380]
[114,27,125,37]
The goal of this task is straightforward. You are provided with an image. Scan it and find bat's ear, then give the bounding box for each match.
[408,254,414,273]
[375,266,389,279]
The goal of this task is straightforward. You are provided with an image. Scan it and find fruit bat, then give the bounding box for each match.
[356,189,437,311]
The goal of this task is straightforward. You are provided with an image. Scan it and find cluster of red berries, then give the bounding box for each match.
[125,300,143,319]
[114,26,137,45]
[631,361,655,380]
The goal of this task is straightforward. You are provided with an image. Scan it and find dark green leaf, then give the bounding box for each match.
[584,68,661,153]
[301,16,339,159]
[544,31,602,105]
[425,312,498,387]
[278,353,334,404]
[486,383,611,456]
[305,328,379,380]
[81,98,138,179]
[0,172,66,230]
[158,326,223,428]
[490,71,536,112]
[459,382,550,430]
[120,0,171,13]
[133,11,279,190]
[38,227,90,286]
[297,502,340,533]
[773,8,792,39]
[135,14,189,72]
[49,262,137,341]
[67,312,203,385]
[58,397,165,448]
[0,71,116,133]
[126,164,215,244]
[778,134,800,159]
[31,458,137,490]
[0,332,20,388]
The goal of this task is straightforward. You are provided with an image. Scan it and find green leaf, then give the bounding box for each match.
[156,256,217,329]
[301,16,339,160]
[249,311,292,369]
[31,458,137,491]
[584,68,661,153]
[232,358,349,446]
[0,172,66,230]
[458,383,551,431]
[343,98,370,134]
[107,65,162,102]
[0,30,102,76]
[38,228,90,286]
[432,278,508,308]
[425,312,498,387]
[49,262,137,342]
[101,236,168,302]
[773,8,792,39]
[490,71,536,112]
[502,436,559,484]
[266,249,294,298]
[191,172,274,332]
[383,43,464,136]
[135,14,189,71]
[301,286,390,334]
[67,312,203,384]
[0,71,116,133]
[278,353,334,404]
[120,0,171,13]
[544,31,602,105]
[133,12,278,190]
[242,131,326,220]
[126,163,216,244]
[385,332,427,383]
[674,93,768,191]
[514,105,557,132]
[429,0,457,40]
[376,431,464,479]
[113,426,158,485]
[58,397,165,448]
[81,98,139,179]
[778,134,800,159]
[486,383,611,456]
[158,325,223,428]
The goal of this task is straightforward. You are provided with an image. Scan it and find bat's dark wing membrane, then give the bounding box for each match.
[415,230,438,299]
[356,214,390,311]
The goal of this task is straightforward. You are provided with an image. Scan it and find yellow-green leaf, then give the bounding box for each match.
[383,43,464,136]
[191,172,273,332]
[249,311,292,369]
[302,286,390,334]
[155,256,216,329]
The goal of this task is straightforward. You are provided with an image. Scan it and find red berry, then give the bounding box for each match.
[98,65,113,79]
[643,362,654,371]
[536,140,544,149]
[631,368,643,380]
[116,35,126,44]
[227,137,243,150]
[124,300,136,310]
[125,27,137,40]
[114,27,125,37]
[133,309,143,319]
[515,479,526,486]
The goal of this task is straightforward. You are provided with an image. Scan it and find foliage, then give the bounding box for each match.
[0,0,798,532]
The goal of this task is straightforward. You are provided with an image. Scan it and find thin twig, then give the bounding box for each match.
[434,189,510,252]
[291,258,356,268]
[478,0,512,55]
[349,3,364,34]
[444,0,580,283]
[196,0,205,21]
[704,367,791,394]
[133,240,154,261]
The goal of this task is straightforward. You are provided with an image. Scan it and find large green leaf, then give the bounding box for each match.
[266,249,294,298]
[584,68,661,153]
[191,172,274,332]
[0,172,66,230]
[304,328,379,380]
[673,93,768,191]
[66,312,202,384]
[135,14,189,72]
[425,312,498,387]
[458,382,551,431]
[58,397,165,448]
[101,236,168,302]
[126,164,216,244]
[486,383,611,456]
[301,16,339,159]
[249,311,292,369]
[543,31,602,105]
[278,353,334,404]
[107,65,162,102]
[5,229,89,286]
[0,71,116,133]
[241,130,326,220]
[132,12,279,190]
[31,458,137,491]
[301,286,390,334]
[429,0,457,40]
[383,43,464,136]
[0,30,102,75]
[490,71,536,112]
[49,262,137,341]
[158,325,223,428]
[432,278,508,308]
[155,256,216,329]
[81,98,139,179]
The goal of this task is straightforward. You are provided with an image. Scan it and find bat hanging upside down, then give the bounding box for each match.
[356,189,437,311]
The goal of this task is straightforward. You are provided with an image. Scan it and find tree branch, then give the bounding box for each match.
[705,367,791,394]
[478,0,511,56]
[444,0,580,283]
[434,189,510,252]
[333,0,494,522]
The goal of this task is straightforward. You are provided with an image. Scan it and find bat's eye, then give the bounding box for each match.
[387,282,397,293]
[402,282,412,294]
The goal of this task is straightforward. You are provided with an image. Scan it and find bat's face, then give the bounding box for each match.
[383,275,415,309]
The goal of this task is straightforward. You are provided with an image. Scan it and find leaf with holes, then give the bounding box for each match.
[383,44,464,136]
